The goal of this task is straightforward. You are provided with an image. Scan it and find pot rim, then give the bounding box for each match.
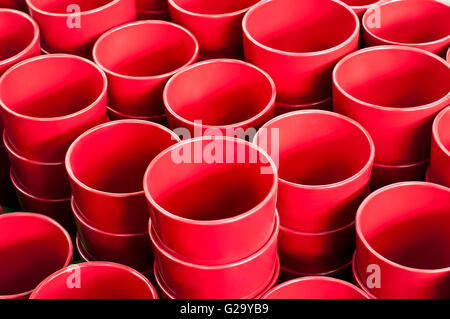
[26,0,122,17]
[432,105,450,158]
[168,0,259,18]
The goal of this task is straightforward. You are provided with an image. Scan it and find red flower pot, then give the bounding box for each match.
[164,59,276,138]
[275,97,333,116]
[93,20,198,117]
[0,213,72,299]
[144,136,278,265]
[341,0,384,17]
[136,9,170,20]
[362,0,450,57]
[26,0,136,57]
[0,54,108,162]
[66,120,179,234]
[352,253,377,299]
[254,110,374,231]
[243,0,359,105]
[429,106,450,187]
[107,106,167,126]
[355,182,450,299]
[30,262,158,299]
[333,45,450,165]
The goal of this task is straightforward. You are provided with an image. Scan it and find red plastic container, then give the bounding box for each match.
[136,0,168,11]
[168,0,261,59]
[26,0,136,57]
[275,97,333,116]
[243,0,359,105]
[254,110,374,231]
[261,276,369,299]
[93,20,198,117]
[0,9,40,76]
[4,131,71,199]
[0,0,27,10]
[429,106,450,188]
[363,0,450,57]
[0,54,108,162]
[333,45,450,166]
[66,120,179,234]
[136,9,170,20]
[107,106,167,126]
[341,0,384,17]
[31,262,158,299]
[355,182,450,299]
[144,136,278,265]
[164,59,276,137]
[0,213,72,299]
[351,253,377,299]
[150,212,279,299]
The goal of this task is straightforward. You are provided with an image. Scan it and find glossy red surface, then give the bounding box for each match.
[275,97,333,116]
[429,106,450,187]
[107,106,167,126]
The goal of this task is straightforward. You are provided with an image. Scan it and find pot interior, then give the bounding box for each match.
[0,11,36,62]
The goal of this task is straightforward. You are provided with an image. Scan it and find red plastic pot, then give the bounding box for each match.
[66,120,179,234]
[363,0,450,57]
[150,212,279,299]
[4,131,71,199]
[0,213,72,299]
[352,253,377,299]
[0,0,27,10]
[107,106,167,126]
[136,9,170,20]
[279,260,352,282]
[429,106,450,188]
[0,54,108,162]
[31,262,158,299]
[93,20,198,117]
[254,110,374,231]
[275,97,333,116]
[137,0,168,11]
[164,59,276,137]
[341,0,384,17]
[168,0,261,59]
[333,45,450,166]
[243,0,359,105]
[144,136,278,265]
[355,182,450,299]
[26,0,136,57]
[261,276,369,299]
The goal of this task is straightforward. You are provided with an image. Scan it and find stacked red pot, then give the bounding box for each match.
[254,110,374,278]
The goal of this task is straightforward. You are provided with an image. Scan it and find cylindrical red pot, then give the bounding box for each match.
[164,59,276,137]
[144,136,278,265]
[26,0,136,57]
[31,262,158,299]
[363,0,450,57]
[254,110,374,231]
[0,0,27,10]
[4,131,71,199]
[262,276,369,299]
[341,0,384,17]
[0,213,72,299]
[107,106,167,126]
[429,106,450,188]
[0,54,108,162]
[243,0,359,105]
[137,0,168,11]
[352,253,377,299]
[66,120,179,234]
[136,9,170,20]
[168,0,261,59]
[275,97,333,116]
[356,182,450,299]
[93,20,198,117]
[279,260,352,282]
[333,45,450,165]
[151,212,279,299]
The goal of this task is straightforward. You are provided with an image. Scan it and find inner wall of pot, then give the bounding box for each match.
[437,108,450,152]
[165,61,273,125]
[172,0,260,15]
[95,23,197,77]
[364,1,450,44]
[0,57,104,118]
[0,11,35,61]
[359,185,450,270]
[335,49,450,108]
[0,217,69,296]
[244,0,357,53]
[28,0,114,13]
[69,122,177,194]
[343,0,379,6]
[146,139,276,221]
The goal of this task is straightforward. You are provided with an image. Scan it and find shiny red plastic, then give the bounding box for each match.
[0,0,27,10]
[279,260,352,282]
[341,0,384,17]
[136,0,168,11]
[370,159,429,190]
[275,97,333,116]
[429,106,450,188]
[351,253,377,299]
[107,106,168,126]
[136,10,170,20]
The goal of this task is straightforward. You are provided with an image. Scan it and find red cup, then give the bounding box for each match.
[333,45,450,165]
[93,20,198,117]
[362,0,450,57]
[0,212,72,299]
[144,136,278,265]
[275,97,333,116]
[261,276,369,299]
[30,262,158,299]
[4,131,71,199]
[137,0,168,11]
[243,0,359,105]
[66,120,180,234]
[150,212,279,299]
[107,106,167,127]
[352,253,377,299]
[0,54,108,162]
[356,182,450,299]
[341,0,384,17]
[0,9,40,76]
[26,0,136,57]
[254,110,374,231]
[429,106,450,188]
[164,59,276,137]
[136,9,170,20]
[279,260,353,282]
[0,144,18,207]
[0,0,27,10]
[168,0,261,59]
